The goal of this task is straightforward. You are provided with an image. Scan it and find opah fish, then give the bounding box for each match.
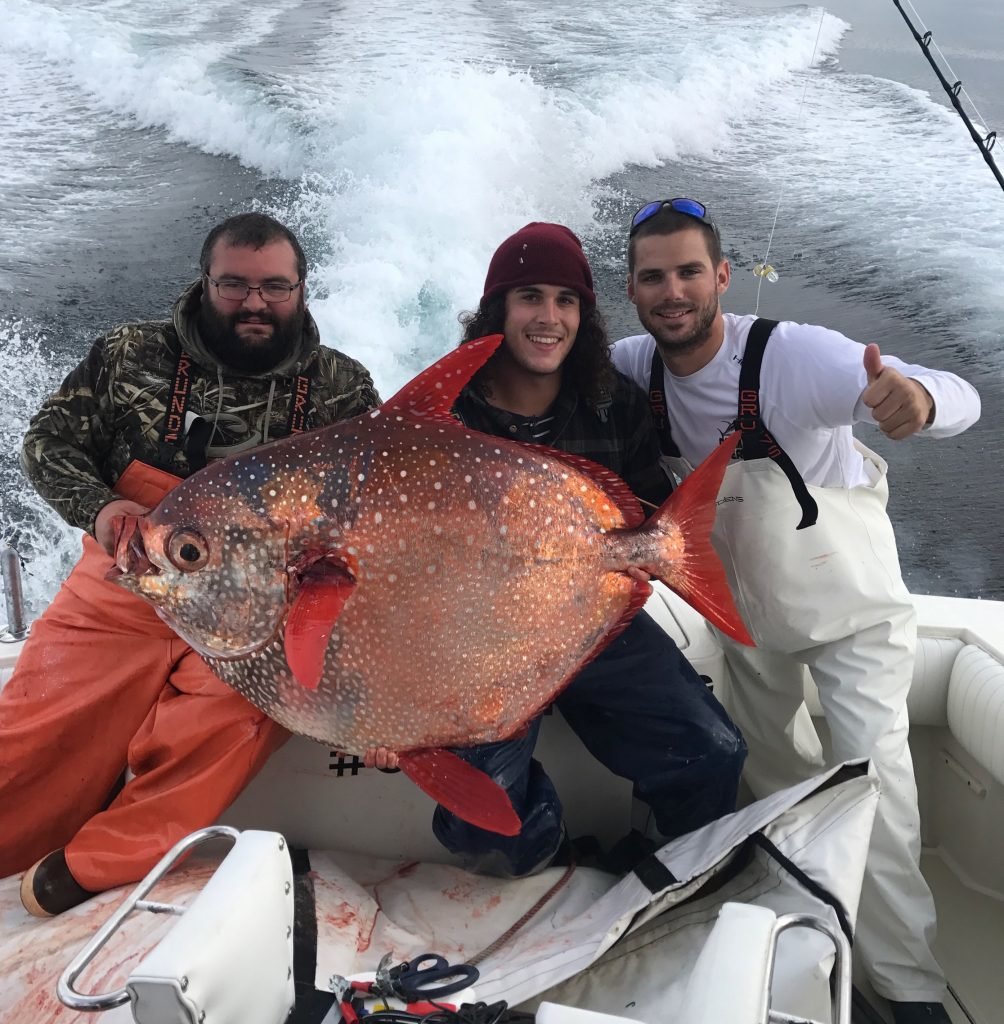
[112,335,751,835]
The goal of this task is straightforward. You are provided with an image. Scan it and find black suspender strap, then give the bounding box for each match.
[648,345,681,458]
[738,319,818,530]
[287,374,312,435]
[159,352,193,449]
[155,351,195,469]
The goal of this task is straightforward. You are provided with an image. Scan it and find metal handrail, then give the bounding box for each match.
[761,912,853,1024]
[57,824,242,1012]
[1,546,29,642]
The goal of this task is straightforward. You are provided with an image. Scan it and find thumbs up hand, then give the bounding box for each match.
[861,343,934,439]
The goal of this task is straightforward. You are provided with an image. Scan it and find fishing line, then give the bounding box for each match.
[891,0,1004,195]
[753,8,827,316]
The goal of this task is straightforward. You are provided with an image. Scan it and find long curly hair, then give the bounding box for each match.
[458,295,617,408]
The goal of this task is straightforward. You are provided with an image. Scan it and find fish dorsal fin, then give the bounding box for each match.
[380,334,504,422]
[529,444,646,529]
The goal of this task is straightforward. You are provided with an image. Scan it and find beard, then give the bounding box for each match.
[198,298,306,373]
[641,293,718,359]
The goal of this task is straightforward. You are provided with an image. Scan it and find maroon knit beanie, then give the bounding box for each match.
[481,222,596,307]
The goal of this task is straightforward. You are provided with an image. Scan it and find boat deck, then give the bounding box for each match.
[926,850,1004,1024]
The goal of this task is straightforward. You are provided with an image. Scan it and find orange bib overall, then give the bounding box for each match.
[0,461,288,890]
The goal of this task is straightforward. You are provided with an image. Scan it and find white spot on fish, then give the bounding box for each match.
[468,500,477,510]
[399,494,408,503]
[374,512,383,524]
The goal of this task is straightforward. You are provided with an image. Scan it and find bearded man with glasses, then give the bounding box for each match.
[2,212,379,917]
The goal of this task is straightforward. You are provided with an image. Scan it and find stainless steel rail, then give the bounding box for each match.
[762,912,853,1024]
[0,546,29,642]
[57,825,242,1012]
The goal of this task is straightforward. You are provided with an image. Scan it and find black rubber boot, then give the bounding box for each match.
[20,849,96,917]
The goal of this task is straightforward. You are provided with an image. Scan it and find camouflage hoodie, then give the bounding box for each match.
[21,280,380,535]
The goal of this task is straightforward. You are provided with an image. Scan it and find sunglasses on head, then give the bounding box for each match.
[629,198,712,236]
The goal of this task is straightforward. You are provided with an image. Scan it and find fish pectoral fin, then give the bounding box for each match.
[398,749,521,837]
[284,561,357,690]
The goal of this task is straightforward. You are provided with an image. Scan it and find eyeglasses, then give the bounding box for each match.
[206,276,302,303]
[629,198,712,236]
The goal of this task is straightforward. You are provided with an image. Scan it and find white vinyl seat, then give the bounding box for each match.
[125,831,295,1024]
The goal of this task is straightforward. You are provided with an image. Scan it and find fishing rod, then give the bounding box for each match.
[891,0,1004,196]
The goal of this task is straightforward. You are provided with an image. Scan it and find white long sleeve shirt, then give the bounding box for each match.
[612,314,981,488]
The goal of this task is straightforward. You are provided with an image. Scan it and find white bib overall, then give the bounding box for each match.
[704,442,943,1001]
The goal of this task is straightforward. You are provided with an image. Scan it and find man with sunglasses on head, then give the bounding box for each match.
[414,221,747,879]
[1,212,379,917]
[612,198,980,1024]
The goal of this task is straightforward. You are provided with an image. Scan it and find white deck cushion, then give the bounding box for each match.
[803,636,963,726]
[947,645,1004,788]
[908,636,965,727]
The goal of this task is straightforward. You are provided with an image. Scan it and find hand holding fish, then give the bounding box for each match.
[95,499,150,556]
[363,747,400,771]
[862,343,934,440]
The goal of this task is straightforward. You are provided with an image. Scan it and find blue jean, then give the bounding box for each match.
[433,611,747,876]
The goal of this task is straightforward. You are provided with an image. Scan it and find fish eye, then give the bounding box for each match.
[167,529,210,572]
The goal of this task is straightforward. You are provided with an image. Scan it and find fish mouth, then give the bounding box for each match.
[106,515,157,581]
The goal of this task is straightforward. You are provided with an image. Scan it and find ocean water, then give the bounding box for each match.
[1,0,1002,617]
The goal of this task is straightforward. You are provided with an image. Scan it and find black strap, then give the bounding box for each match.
[287,374,312,435]
[633,853,679,893]
[738,319,818,530]
[289,847,339,1023]
[749,832,854,945]
[156,352,195,469]
[648,345,681,458]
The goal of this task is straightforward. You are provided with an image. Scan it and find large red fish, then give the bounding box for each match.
[112,335,751,836]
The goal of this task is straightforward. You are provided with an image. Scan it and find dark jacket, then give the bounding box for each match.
[21,280,380,534]
[453,371,671,509]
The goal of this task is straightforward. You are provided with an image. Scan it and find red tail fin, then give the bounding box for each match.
[398,749,521,836]
[645,434,753,646]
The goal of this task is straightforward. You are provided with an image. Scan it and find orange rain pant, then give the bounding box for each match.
[0,462,289,891]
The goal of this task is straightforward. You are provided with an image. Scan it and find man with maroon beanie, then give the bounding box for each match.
[429,222,747,876]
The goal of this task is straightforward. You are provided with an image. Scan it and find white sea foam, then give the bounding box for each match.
[2,0,1002,604]
[0,319,80,618]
